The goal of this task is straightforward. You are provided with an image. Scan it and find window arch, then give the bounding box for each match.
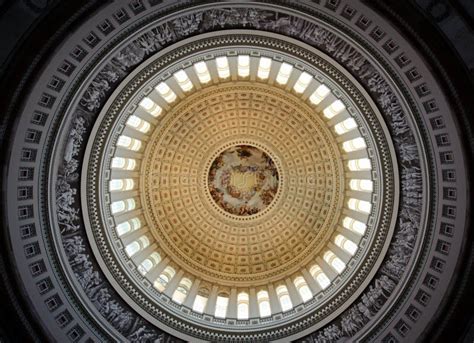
[294,276,313,302]
[348,198,372,213]
[111,157,136,170]
[215,293,229,318]
[126,115,151,133]
[116,217,141,236]
[257,290,271,317]
[125,235,149,257]
[335,234,358,255]
[137,252,161,275]
[193,61,211,84]
[324,251,346,273]
[342,217,367,235]
[172,277,193,304]
[139,97,162,117]
[153,266,175,292]
[237,292,249,320]
[309,264,331,289]
[348,158,371,171]
[110,198,136,214]
[109,178,134,191]
[192,288,209,313]
[117,135,142,151]
[276,285,292,312]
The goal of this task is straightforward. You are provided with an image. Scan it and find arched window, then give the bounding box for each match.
[276,62,293,85]
[293,72,312,93]
[154,266,175,292]
[155,82,176,103]
[349,179,373,192]
[110,198,136,214]
[294,276,313,302]
[137,252,161,275]
[324,251,346,273]
[172,278,193,304]
[173,70,193,92]
[257,57,272,79]
[237,55,250,77]
[348,158,371,171]
[111,157,137,170]
[334,118,357,135]
[215,293,229,318]
[125,235,149,257]
[126,115,151,133]
[335,234,358,255]
[348,198,372,214]
[323,99,345,119]
[342,137,367,152]
[117,135,142,151]
[237,292,249,320]
[309,84,330,105]
[193,61,211,84]
[215,56,230,79]
[116,217,141,236]
[139,97,162,117]
[257,290,271,317]
[342,217,367,235]
[109,178,134,191]
[309,264,331,289]
[125,241,140,257]
[192,289,209,313]
[276,285,292,312]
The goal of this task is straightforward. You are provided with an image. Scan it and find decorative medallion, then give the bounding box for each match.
[208,145,279,216]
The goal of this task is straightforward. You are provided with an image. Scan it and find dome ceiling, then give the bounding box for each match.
[0,1,471,342]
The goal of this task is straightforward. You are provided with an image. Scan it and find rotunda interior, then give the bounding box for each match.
[0,1,473,342]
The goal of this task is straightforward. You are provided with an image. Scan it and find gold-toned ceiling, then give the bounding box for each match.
[141,82,345,286]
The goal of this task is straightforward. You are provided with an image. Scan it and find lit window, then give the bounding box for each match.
[215,294,229,318]
[194,61,211,84]
[125,241,140,257]
[109,179,134,191]
[237,55,250,77]
[156,82,177,103]
[309,265,331,289]
[348,158,372,171]
[237,292,249,319]
[110,198,135,214]
[294,276,313,302]
[174,70,193,92]
[126,115,151,133]
[349,179,373,192]
[334,118,358,135]
[323,99,345,119]
[154,266,175,292]
[216,56,230,79]
[117,135,142,151]
[348,198,372,214]
[342,217,367,235]
[276,285,292,312]
[139,97,162,117]
[193,291,208,313]
[335,234,358,255]
[257,57,272,79]
[276,62,293,85]
[137,252,161,275]
[324,251,346,273]
[172,278,193,304]
[342,137,367,152]
[293,72,312,93]
[309,84,330,105]
[111,157,136,170]
[257,290,271,317]
[116,217,141,236]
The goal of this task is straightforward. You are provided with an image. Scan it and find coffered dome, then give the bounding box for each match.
[0,1,472,343]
